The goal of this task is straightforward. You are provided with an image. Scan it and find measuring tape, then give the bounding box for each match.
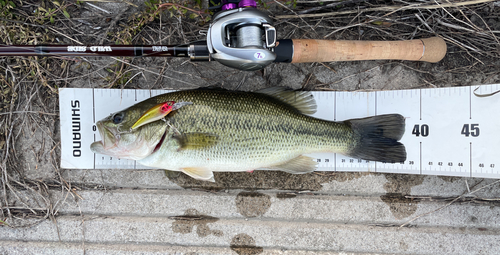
[59,84,500,179]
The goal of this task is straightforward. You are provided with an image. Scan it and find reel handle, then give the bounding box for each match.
[276,37,446,63]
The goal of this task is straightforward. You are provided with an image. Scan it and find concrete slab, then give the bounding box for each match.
[0,240,388,255]
[32,189,500,228]
[3,180,499,254]
[1,215,499,254]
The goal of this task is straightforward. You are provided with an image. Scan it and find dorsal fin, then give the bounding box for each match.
[256,87,317,115]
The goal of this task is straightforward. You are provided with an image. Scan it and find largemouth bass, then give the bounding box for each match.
[91,88,406,182]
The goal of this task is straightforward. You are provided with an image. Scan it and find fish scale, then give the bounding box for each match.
[139,90,394,173]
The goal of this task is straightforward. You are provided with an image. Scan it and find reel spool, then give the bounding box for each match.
[207,1,277,71]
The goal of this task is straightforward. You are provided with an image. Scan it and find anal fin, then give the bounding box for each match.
[182,167,215,182]
[265,155,317,174]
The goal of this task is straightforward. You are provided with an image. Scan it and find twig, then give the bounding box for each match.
[48,27,83,45]
[158,3,204,16]
[274,0,316,33]
[275,0,498,19]
[78,0,137,7]
[415,14,436,34]
[320,63,337,73]
[298,0,366,14]
[422,79,437,88]
[441,35,481,53]
[0,111,57,116]
[85,2,112,14]
[400,179,500,227]
[122,71,144,88]
[323,19,371,38]
[110,57,199,88]
[436,18,476,33]
[296,0,342,2]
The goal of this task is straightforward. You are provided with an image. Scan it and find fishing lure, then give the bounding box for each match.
[131,101,192,130]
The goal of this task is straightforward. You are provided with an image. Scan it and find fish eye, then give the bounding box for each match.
[112,112,125,124]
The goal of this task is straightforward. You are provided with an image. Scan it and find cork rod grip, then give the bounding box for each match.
[291,37,447,63]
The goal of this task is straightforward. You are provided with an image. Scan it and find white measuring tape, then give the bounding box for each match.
[59,84,500,179]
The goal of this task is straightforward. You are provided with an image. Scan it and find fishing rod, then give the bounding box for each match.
[0,0,447,71]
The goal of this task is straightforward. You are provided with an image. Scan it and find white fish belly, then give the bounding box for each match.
[138,137,309,172]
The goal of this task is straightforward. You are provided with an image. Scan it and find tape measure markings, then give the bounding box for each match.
[59,85,500,179]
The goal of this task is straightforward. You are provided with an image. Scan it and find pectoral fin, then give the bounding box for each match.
[182,167,215,182]
[174,133,218,150]
[265,155,318,174]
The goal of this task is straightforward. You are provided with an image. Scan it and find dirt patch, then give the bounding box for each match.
[383,174,425,194]
[381,174,425,219]
[438,176,463,183]
[399,240,409,251]
[230,233,264,255]
[16,122,58,180]
[170,208,223,237]
[380,193,419,220]
[276,192,297,199]
[316,62,421,91]
[166,170,371,191]
[235,192,272,218]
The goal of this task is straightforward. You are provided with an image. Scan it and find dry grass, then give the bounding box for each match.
[0,0,500,227]
[275,0,500,59]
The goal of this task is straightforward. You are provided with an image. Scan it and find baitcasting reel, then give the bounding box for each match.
[206,0,277,71]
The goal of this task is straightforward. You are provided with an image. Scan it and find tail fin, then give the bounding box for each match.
[345,114,406,163]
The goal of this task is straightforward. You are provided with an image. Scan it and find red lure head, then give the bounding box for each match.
[160,101,175,113]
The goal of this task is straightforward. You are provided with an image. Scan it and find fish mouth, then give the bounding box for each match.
[96,121,118,150]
